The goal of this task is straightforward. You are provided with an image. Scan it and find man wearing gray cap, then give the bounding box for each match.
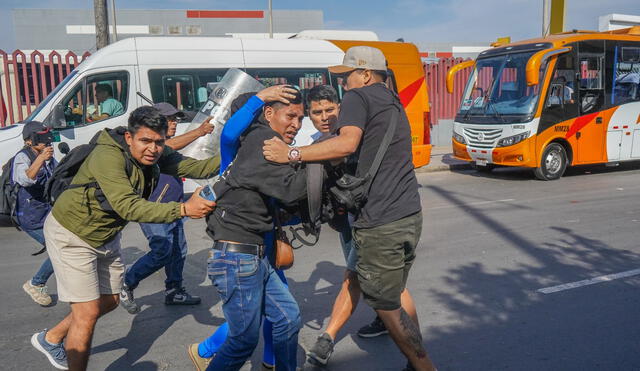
[120,102,214,314]
[263,46,435,371]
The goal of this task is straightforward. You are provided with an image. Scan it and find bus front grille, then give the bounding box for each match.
[463,128,503,148]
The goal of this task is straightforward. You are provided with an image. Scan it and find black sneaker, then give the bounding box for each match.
[119,283,140,314]
[357,316,388,338]
[165,287,201,305]
[307,332,334,366]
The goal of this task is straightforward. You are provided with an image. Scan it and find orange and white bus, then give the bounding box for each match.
[447,27,640,180]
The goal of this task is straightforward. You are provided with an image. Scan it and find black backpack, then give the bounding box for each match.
[44,128,133,209]
[0,148,37,228]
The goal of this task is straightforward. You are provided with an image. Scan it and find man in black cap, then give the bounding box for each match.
[119,102,214,313]
[14,121,58,306]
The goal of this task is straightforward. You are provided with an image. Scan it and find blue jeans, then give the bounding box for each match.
[125,220,187,290]
[206,247,300,371]
[25,228,54,286]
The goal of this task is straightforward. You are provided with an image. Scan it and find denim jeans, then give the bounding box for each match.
[125,219,187,290]
[206,247,300,371]
[25,228,54,286]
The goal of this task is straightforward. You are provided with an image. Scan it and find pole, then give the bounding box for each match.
[542,0,550,37]
[268,0,273,39]
[94,0,110,49]
[111,0,118,42]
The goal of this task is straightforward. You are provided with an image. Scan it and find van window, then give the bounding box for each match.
[612,45,640,105]
[148,69,228,112]
[329,68,399,101]
[60,71,128,127]
[245,68,329,107]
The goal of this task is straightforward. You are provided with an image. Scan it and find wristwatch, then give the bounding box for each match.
[288,147,301,164]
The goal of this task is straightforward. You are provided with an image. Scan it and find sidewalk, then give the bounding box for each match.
[415,144,472,173]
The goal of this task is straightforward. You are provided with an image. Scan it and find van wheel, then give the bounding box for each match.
[534,143,567,180]
[471,163,495,173]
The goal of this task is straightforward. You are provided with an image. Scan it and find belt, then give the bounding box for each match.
[214,241,265,258]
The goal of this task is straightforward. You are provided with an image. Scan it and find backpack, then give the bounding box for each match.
[0,148,37,229]
[44,128,133,209]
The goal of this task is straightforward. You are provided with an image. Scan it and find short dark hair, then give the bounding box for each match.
[306,85,338,107]
[96,84,114,96]
[264,87,303,111]
[372,70,388,82]
[127,106,168,135]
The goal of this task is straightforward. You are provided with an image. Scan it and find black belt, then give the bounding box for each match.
[214,241,265,258]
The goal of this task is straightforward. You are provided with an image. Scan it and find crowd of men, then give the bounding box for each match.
[13,46,435,371]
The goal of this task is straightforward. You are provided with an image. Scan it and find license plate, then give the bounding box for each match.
[476,159,488,166]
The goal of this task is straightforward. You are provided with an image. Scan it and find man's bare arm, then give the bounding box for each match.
[166,119,214,150]
[263,126,363,163]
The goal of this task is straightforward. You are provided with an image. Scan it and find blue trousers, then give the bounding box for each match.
[125,219,187,290]
[205,247,300,371]
[25,228,54,286]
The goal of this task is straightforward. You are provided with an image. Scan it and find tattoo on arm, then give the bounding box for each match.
[400,308,427,359]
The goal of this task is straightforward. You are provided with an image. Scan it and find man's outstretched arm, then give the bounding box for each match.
[262,125,363,163]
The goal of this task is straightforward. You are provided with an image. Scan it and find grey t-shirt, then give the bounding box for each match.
[334,83,421,229]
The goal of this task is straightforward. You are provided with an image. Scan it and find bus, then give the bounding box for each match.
[447,27,640,180]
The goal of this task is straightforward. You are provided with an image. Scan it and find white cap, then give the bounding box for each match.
[328,46,387,74]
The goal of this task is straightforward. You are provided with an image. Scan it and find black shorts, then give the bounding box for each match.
[353,212,422,311]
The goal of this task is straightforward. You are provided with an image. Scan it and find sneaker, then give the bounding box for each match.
[357,316,388,338]
[261,361,275,370]
[23,280,52,306]
[31,330,68,370]
[165,287,201,305]
[307,332,335,366]
[119,283,140,314]
[187,343,212,371]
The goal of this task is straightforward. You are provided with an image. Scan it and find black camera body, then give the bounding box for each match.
[329,173,369,213]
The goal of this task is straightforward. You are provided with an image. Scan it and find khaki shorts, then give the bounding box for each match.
[44,214,124,303]
[353,212,422,311]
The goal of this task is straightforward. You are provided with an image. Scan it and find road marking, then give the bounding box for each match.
[429,198,515,210]
[537,268,640,294]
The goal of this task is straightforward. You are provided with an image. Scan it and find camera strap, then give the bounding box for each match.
[359,104,400,195]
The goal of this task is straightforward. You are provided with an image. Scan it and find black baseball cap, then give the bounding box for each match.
[22,121,49,140]
[153,102,186,119]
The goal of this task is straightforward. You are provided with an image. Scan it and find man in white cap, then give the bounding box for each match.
[263,46,435,371]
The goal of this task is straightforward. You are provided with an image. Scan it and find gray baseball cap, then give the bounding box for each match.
[153,102,186,118]
[328,46,387,74]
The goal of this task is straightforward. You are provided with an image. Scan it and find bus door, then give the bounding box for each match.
[575,40,606,163]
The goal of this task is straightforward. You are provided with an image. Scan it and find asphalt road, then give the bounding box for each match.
[2,163,640,371]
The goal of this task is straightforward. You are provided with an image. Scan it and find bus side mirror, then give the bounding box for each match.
[546,83,564,107]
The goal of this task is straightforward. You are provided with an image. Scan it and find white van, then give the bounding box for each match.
[0,36,430,191]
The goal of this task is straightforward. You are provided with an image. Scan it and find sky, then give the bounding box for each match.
[0,0,639,50]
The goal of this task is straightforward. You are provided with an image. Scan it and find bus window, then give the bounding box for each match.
[612,45,640,105]
[578,40,605,114]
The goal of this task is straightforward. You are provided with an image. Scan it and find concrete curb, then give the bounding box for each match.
[415,162,473,173]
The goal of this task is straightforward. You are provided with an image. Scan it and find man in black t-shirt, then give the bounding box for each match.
[263,46,435,371]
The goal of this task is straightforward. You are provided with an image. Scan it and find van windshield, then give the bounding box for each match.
[25,70,78,122]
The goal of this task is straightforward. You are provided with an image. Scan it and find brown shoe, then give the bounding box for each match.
[187,343,211,371]
[23,280,52,306]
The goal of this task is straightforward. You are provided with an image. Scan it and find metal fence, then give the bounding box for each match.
[0,50,92,126]
[0,49,471,130]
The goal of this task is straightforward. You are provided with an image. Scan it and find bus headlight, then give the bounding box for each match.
[497,131,530,147]
[453,131,466,144]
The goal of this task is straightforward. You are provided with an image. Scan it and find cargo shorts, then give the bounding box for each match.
[353,212,422,311]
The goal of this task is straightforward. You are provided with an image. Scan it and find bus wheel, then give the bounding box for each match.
[534,143,567,180]
[471,163,495,173]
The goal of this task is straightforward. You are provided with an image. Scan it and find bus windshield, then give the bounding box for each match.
[456,51,547,124]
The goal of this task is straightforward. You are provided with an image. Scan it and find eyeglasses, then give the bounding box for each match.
[337,69,362,86]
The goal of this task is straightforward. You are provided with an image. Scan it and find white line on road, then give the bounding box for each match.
[537,268,640,294]
[429,198,515,210]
